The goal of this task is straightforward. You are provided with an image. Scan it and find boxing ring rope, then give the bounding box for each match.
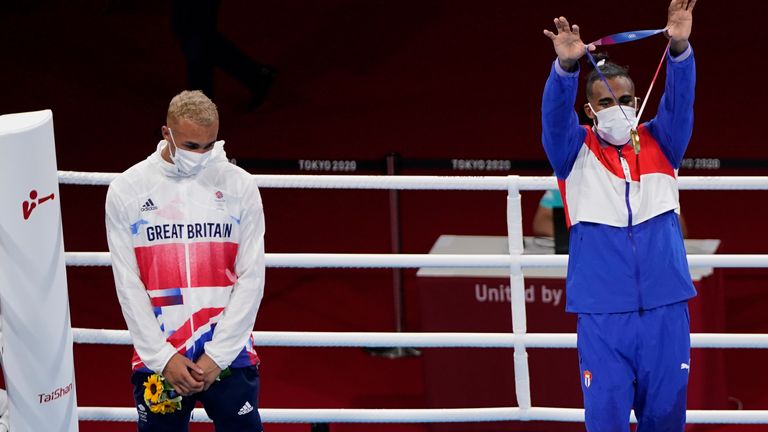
[71,328,768,350]
[64,251,768,268]
[76,406,768,424]
[58,170,768,190]
[59,171,768,425]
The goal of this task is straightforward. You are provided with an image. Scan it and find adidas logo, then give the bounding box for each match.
[140,198,158,212]
[681,362,690,371]
[238,401,254,416]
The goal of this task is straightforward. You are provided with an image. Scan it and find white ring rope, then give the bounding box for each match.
[75,406,768,424]
[59,171,768,425]
[63,251,768,268]
[58,171,118,185]
[58,171,768,190]
[71,328,768,349]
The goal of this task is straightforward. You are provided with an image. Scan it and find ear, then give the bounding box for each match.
[161,126,171,141]
[584,103,596,120]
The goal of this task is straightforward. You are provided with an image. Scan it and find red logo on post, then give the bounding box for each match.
[22,189,55,220]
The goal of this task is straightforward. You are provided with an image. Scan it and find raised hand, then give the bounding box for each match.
[543,16,595,70]
[666,0,697,54]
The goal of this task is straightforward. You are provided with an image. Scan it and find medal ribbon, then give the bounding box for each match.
[584,28,670,154]
[589,28,667,47]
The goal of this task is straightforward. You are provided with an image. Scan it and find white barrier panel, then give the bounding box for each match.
[0,111,79,431]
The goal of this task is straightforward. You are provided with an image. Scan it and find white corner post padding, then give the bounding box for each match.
[0,110,79,431]
[506,175,531,414]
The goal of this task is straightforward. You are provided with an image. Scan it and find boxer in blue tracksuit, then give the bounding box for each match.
[541,1,698,430]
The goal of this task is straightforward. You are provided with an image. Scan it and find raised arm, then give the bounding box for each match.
[541,17,594,178]
[543,16,595,72]
[666,0,697,56]
[647,0,698,168]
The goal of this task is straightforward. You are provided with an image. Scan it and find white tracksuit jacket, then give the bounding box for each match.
[106,141,264,373]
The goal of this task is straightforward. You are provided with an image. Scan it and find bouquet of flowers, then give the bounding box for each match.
[142,374,182,414]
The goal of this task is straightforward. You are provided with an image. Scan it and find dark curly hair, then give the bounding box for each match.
[585,53,635,100]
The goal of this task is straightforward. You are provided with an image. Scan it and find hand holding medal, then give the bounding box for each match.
[544,0,697,155]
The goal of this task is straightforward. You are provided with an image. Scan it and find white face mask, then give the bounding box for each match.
[167,128,213,176]
[589,104,637,146]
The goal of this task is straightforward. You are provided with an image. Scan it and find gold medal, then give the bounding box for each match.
[630,128,640,154]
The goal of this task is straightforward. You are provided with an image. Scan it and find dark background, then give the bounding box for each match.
[2,1,768,431]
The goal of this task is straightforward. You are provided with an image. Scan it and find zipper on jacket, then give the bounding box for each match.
[617,147,643,312]
[181,180,195,356]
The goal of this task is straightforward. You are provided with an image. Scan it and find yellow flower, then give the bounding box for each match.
[150,400,181,414]
[149,402,165,414]
[142,374,182,414]
[143,374,164,404]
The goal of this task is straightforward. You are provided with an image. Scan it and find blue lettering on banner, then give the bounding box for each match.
[147,223,234,241]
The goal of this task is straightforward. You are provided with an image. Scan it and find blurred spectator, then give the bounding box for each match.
[172,0,276,108]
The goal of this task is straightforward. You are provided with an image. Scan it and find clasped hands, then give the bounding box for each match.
[161,353,221,397]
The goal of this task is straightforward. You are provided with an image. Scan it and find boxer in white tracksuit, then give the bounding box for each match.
[106,90,265,431]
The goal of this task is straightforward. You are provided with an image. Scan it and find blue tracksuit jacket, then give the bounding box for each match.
[541,46,697,313]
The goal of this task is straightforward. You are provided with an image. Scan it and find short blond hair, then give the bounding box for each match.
[167,90,219,126]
